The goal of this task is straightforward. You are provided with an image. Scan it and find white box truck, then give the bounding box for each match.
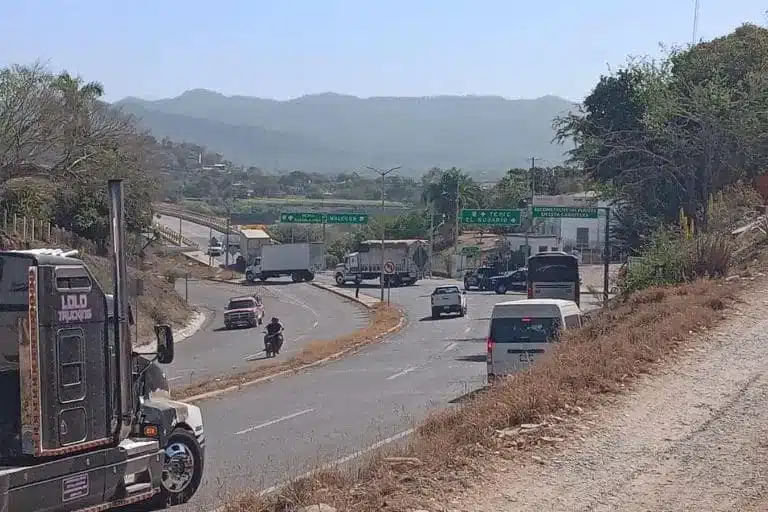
[334,239,428,287]
[245,242,325,282]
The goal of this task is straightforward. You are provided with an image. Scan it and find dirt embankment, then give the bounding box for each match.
[224,277,755,512]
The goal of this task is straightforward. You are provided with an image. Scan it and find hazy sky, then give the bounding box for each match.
[1,1,764,103]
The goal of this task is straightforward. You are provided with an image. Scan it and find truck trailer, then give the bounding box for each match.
[0,180,205,511]
[245,242,324,283]
[334,239,428,287]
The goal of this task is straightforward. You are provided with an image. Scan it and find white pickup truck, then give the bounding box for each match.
[430,285,468,319]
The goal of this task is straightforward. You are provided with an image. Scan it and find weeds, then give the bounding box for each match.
[224,278,738,511]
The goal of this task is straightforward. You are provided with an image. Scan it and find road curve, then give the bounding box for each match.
[165,218,603,511]
[167,278,368,387]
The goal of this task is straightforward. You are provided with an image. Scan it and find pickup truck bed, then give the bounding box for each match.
[430,286,466,319]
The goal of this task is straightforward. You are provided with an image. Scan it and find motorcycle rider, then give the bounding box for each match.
[264,316,284,353]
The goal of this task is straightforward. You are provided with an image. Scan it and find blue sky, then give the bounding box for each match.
[1,1,764,103]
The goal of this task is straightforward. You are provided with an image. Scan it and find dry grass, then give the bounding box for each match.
[173,303,404,400]
[223,278,740,512]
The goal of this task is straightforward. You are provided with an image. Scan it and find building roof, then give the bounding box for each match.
[239,228,271,239]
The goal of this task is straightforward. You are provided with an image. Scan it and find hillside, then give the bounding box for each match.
[115,90,576,176]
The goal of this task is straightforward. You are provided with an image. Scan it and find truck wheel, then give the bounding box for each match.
[431,308,440,319]
[245,271,254,282]
[259,275,267,282]
[305,272,315,282]
[291,272,301,283]
[158,428,203,506]
[335,273,346,286]
[495,283,507,294]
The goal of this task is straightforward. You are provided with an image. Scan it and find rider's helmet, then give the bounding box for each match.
[271,317,279,323]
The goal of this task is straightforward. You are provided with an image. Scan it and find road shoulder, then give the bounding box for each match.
[451,281,768,512]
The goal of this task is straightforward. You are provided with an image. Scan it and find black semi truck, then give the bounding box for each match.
[0,179,205,511]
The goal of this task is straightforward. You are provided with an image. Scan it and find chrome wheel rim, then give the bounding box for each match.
[162,441,195,493]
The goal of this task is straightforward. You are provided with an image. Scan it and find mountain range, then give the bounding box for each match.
[114,90,577,176]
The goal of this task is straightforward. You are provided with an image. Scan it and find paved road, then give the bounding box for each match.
[155,214,234,267]
[167,278,367,387]
[176,274,603,511]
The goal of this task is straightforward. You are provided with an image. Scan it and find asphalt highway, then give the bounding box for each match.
[167,278,368,387]
[176,274,603,511]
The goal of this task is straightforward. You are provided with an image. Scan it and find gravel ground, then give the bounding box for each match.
[452,280,768,512]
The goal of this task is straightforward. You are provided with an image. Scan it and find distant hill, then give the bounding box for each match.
[114,90,577,176]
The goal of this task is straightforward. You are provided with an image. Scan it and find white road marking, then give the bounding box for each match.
[313,321,319,328]
[255,428,414,498]
[464,325,472,334]
[386,366,418,380]
[444,342,458,352]
[167,376,184,382]
[234,408,314,436]
[245,351,265,361]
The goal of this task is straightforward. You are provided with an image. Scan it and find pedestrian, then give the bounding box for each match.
[355,279,360,299]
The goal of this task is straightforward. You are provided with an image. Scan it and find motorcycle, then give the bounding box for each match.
[263,329,284,358]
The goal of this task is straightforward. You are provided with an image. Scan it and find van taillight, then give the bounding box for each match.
[486,337,495,359]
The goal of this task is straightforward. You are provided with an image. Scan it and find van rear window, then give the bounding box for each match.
[490,317,559,343]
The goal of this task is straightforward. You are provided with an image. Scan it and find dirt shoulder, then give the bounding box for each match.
[452,280,768,512]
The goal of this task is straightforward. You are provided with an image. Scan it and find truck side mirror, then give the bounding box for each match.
[154,324,175,364]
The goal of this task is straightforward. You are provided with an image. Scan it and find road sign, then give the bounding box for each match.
[280,212,324,224]
[460,209,521,226]
[326,213,369,224]
[383,261,396,274]
[532,206,599,219]
[461,246,480,256]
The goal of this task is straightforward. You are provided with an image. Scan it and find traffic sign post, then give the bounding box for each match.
[531,206,599,219]
[383,261,396,305]
[460,209,522,226]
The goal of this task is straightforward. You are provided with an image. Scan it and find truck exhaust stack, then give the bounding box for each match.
[107,179,133,440]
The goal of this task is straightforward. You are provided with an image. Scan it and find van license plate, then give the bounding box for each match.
[443,306,450,311]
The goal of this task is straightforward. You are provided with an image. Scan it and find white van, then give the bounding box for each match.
[486,299,584,381]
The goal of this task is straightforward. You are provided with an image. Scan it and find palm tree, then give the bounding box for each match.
[51,72,105,165]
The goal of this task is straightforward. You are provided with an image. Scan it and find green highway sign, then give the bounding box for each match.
[279,212,369,224]
[280,212,325,224]
[326,213,369,224]
[532,206,599,219]
[461,246,480,256]
[460,209,521,226]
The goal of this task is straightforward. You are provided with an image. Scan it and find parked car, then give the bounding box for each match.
[430,285,467,319]
[463,266,500,291]
[489,268,528,294]
[224,295,264,329]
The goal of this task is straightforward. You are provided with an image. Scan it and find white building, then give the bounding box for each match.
[533,192,616,251]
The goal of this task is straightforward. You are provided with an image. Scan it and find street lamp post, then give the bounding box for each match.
[367,165,401,301]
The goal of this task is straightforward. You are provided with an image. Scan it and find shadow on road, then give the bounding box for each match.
[449,385,489,405]
[418,315,461,322]
[211,325,260,333]
[455,354,487,363]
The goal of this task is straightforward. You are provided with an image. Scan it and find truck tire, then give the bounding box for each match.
[335,273,346,286]
[291,272,301,283]
[245,271,254,282]
[305,272,315,282]
[157,428,204,506]
[431,307,440,319]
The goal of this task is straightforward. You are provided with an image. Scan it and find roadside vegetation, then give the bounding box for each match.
[221,22,768,512]
[0,62,195,336]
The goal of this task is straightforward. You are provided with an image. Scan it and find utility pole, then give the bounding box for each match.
[367,165,401,301]
[524,157,538,259]
[428,200,434,278]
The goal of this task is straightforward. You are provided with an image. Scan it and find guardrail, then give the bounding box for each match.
[152,223,199,248]
[153,203,232,234]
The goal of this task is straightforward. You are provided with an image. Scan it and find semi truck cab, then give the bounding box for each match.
[0,179,205,511]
